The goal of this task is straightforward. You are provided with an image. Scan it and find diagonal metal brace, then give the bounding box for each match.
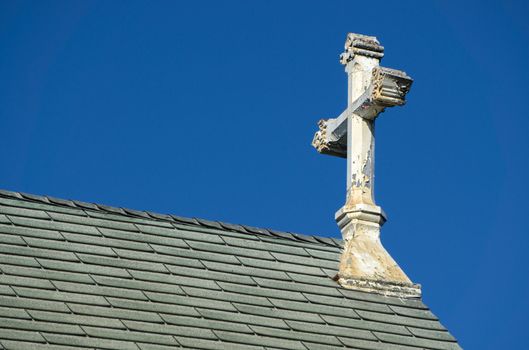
[312,67,413,158]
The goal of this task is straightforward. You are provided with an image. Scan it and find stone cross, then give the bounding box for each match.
[312,33,420,297]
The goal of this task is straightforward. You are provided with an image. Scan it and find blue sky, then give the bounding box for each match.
[1,1,528,348]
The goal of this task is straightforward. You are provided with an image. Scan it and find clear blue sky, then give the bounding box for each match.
[1,1,528,348]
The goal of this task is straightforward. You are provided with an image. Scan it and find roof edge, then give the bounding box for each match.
[0,189,342,249]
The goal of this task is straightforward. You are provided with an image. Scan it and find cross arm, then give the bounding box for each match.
[312,67,413,158]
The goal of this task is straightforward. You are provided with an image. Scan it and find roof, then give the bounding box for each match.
[0,189,462,350]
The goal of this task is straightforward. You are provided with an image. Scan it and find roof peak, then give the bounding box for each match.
[0,188,342,249]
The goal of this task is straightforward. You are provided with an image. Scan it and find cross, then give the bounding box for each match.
[313,33,420,297]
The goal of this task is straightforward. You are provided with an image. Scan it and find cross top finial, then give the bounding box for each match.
[312,33,420,298]
[340,33,384,63]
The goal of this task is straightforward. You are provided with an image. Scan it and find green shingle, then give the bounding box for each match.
[28,309,126,329]
[145,290,237,311]
[0,192,462,350]
[120,320,217,340]
[13,286,110,306]
[214,330,307,350]
[42,333,139,350]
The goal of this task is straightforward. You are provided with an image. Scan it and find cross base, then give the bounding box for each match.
[338,277,421,298]
[335,204,421,298]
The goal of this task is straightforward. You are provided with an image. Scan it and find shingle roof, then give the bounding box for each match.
[0,189,461,350]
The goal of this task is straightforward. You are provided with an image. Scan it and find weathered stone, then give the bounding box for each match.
[312,33,419,298]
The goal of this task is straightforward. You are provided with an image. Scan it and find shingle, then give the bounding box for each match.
[253,277,342,297]
[137,224,225,244]
[186,240,276,261]
[92,275,187,294]
[47,212,138,232]
[113,248,202,269]
[217,281,307,302]
[268,298,360,319]
[222,236,310,257]
[0,329,46,343]
[170,215,198,225]
[0,214,10,224]
[202,260,291,281]
[303,342,346,350]
[356,310,447,331]
[214,330,307,350]
[0,340,85,350]
[286,320,378,341]
[37,257,132,278]
[0,233,26,245]
[137,344,181,350]
[9,215,100,236]
[238,256,326,276]
[2,264,95,284]
[0,305,32,319]
[72,200,99,210]
[161,313,253,334]
[181,286,273,307]
[0,295,70,312]
[46,196,76,207]
[388,305,438,320]
[0,285,15,296]
[249,325,343,346]
[197,308,290,329]
[0,243,79,261]
[196,218,224,230]
[373,332,462,350]
[2,265,94,284]
[106,297,200,317]
[23,236,116,257]
[0,274,56,290]
[78,253,170,273]
[304,248,340,261]
[145,291,236,312]
[285,272,338,288]
[304,293,394,314]
[0,223,64,240]
[68,303,163,323]
[99,227,188,248]
[128,270,221,291]
[152,244,240,265]
[82,326,179,346]
[61,232,152,253]
[42,333,139,350]
[19,193,49,203]
[0,253,40,267]
[1,317,85,335]
[53,280,148,301]
[0,205,51,220]
[0,197,82,216]
[338,336,418,350]
[28,309,126,329]
[407,327,456,342]
[176,337,265,350]
[321,314,412,336]
[165,264,256,285]
[13,286,110,306]
[260,236,339,253]
[233,303,324,324]
[121,320,217,340]
[271,252,339,270]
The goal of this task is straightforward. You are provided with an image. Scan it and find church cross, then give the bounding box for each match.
[312,33,420,297]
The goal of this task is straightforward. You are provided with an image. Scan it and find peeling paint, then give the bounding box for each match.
[313,33,418,298]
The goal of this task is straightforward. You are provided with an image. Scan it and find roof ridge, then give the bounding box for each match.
[0,189,342,248]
